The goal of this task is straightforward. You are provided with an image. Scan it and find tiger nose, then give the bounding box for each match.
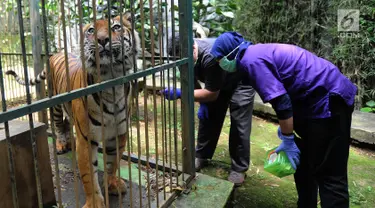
[98,37,109,47]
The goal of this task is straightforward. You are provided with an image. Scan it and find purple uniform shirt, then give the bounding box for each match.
[238,43,357,119]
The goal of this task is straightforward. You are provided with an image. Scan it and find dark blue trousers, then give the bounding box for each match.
[195,82,255,172]
[293,96,353,208]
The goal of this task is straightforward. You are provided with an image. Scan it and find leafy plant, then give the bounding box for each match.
[235,0,375,109]
[192,0,238,37]
[360,100,375,113]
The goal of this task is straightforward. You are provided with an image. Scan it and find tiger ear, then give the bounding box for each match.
[123,11,133,24]
[114,11,133,29]
[83,23,91,33]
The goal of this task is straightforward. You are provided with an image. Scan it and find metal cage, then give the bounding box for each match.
[0,0,195,207]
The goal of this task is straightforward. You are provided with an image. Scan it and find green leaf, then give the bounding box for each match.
[215,7,222,14]
[212,27,225,32]
[366,100,375,108]
[221,11,234,18]
[143,24,150,29]
[368,186,373,192]
[360,107,373,113]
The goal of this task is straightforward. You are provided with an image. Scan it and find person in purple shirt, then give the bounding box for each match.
[211,32,357,208]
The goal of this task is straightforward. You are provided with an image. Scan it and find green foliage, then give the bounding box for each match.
[360,100,375,113]
[3,0,164,54]
[350,181,368,205]
[235,0,375,109]
[192,0,238,37]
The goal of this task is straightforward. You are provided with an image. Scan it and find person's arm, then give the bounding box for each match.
[279,117,294,135]
[269,93,294,135]
[194,54,223,102]
[240,53,300,169]
[194,89,219,102]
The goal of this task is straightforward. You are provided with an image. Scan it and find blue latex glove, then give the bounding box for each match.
[197,103,209,120]
[275,127,301,170]
[161,87,181,100]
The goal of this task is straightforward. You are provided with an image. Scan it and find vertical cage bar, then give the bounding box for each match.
[153,84,160,207]
[40,0,63,206]
[170,0,178,187]
[106,0,124,206]
[127,0,143,207]
[141,0,152,206]
[81,0,97,207]
[16,0,44,206]
[126,111,133,208]
[88,0,110,206]
[135,66,143,208]
[9,55,17,104]
[118,7,127,206]
[118,4,134,207]
[144,74,151,208]
[178,0,195,176]
[155,0,165,205]
[163,0,170,200]
[30,0,48,124]
[119,2,134,208]
[67,7,73,53]
[74,0,79,49]
[166,0,172,164]
[59,1,80,207]
[57,15,61,51]
[161,68,167,200]
[126,132,133,208]
[16,55,21,109]
[167,57,172,198]
[0,54,19,208]
[128,1,137,207]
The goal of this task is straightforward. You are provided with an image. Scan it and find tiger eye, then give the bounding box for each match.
[112,24,121,32]
[87,27,95,34]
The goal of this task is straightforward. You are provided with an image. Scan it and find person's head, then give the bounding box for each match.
[167,32,199,63]
[211,32,245,72]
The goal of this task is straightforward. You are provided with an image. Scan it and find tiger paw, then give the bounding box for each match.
[82,195,105,208]
[108,176,127,195]
[56,136,72,155]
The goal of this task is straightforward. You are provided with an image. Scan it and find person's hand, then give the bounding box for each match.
[161,87,181,100]
[275,127,300,170]
[197,103,209,120]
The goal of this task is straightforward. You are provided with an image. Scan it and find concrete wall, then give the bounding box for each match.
[253,93,375,145]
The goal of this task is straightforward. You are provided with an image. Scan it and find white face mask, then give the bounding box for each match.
[219,42,244,73]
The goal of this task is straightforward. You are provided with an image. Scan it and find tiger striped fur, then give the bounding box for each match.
[6,12,140,208]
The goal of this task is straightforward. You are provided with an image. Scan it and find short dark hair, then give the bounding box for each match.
[167,32,180,56]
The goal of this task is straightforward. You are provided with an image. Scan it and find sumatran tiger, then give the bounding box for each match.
[6,12,140,208]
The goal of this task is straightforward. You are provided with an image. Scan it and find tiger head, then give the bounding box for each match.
[83,12,140,74]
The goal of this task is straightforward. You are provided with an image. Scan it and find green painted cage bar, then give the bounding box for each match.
[0,0,196,207]
[0,59,188,124]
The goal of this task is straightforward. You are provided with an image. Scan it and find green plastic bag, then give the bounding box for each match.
[264,147,296,178]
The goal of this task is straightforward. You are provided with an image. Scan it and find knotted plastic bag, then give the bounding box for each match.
[264,147,296,178]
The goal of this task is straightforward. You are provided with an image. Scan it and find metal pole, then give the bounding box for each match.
[0,54,19,208]
[16,0,43,206]
[30,0,48,124]
[178,0,195,176]
[40,0,63,206]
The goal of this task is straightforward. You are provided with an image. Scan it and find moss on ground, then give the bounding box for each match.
[131,97,375,207]
[51,96,375,207]
[199,114,375,208]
